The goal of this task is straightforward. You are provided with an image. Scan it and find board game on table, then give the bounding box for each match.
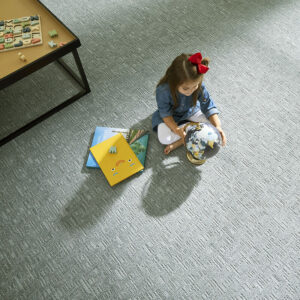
[0,15,43,52]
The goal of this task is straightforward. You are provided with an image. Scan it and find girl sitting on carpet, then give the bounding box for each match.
[152,52,227,154]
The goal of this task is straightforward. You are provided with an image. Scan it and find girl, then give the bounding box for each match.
[152,52,227,155]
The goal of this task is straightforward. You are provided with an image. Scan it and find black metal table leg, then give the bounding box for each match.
[0,50,90,147]
[57,49,91,92]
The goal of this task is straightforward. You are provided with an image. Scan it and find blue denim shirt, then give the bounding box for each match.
[151,82,219,131]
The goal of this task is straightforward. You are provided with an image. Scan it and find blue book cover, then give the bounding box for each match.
[86,127,149,169]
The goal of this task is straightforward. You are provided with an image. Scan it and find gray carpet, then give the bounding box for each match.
[0,0,299,299]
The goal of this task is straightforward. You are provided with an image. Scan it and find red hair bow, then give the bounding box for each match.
[188,52,209,74]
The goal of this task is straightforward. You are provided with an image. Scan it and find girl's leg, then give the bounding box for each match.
[157,123,186,154]
[164,139,185,154]
[157,112,210,154]
[157,123,182,145]
[188,110,209,123]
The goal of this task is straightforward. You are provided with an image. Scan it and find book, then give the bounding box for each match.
[86,127,149,169]
[90,133,144,186]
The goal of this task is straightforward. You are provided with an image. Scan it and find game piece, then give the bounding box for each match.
[13,28,22,34]
[109,146,117,154]
[4,28,13,34]
[48,40,57,48]
[0,26,4,31]
[20,17,30,22]
[5,38,13,43]
[4,33,13,39]
[48,29,58,38]
[13,19,21,24]
[31,26,40,32]
[22,22,30,28]
[30,20,39,26]
[22,33,31,39]
[0,37,4,43]
[14,41,23,47]
[31,38,40,44]
[30,15,39,21]
[0,21,4,26]
[0,44,4,50]
[5,43,13,49]
[32,32,40,37]
[23,27,31,33]
[23,39,31,45]
[18,52,26,61]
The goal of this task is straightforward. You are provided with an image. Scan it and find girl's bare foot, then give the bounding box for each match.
[163,139,185,155]
[164,144,173,155]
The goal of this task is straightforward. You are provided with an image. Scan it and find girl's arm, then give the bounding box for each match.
[208,113,221,128]
[199,83,219,118]
[209,114,227,146]
[163,116,178,132]
[163,116,186,140]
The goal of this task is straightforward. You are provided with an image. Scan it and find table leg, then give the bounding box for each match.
[0,49,91,147]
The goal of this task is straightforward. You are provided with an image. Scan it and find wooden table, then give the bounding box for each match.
[0,0,90,146]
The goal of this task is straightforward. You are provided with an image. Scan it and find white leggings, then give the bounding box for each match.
[157,110,209,145]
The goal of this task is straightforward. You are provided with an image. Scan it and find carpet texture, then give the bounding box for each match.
[0,0,299,299]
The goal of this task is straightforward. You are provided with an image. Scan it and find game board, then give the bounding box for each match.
[0,15,43,52]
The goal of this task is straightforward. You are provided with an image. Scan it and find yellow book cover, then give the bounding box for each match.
[90,133,144,186]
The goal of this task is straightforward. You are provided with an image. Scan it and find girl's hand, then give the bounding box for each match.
[174,127,186,144]
[216,126,227,146]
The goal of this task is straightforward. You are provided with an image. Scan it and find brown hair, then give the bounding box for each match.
[157,53,210,108]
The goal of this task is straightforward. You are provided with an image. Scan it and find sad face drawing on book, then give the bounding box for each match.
[101,137,143,186]
[110,155,136,177]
